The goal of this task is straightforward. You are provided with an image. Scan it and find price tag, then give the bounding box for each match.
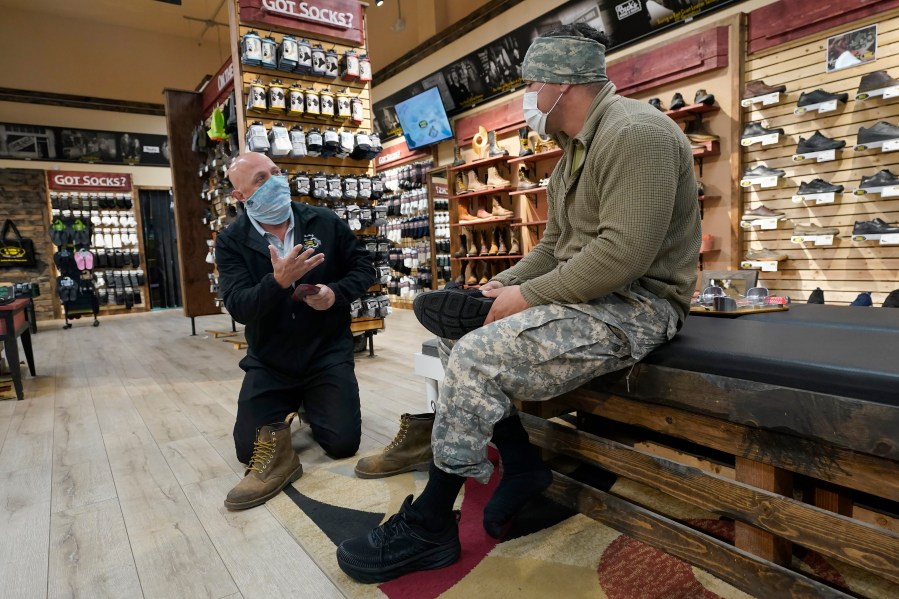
[816,149,836,162]
[884,86,899,99]
[760,133,780,146]
[759,176,778,188]
[817,100,838,113]
[760,261,778,272]
[758,218,780,230]
[883,139,899,152]
[814,235,834,246]
[761,92,780,105]
[816,193,836,204]
[881,233,899,245]
[882,185,899,198]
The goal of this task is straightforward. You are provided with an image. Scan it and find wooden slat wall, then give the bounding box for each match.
[743,11,899,305]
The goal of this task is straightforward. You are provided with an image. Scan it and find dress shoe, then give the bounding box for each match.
[797,179,843,194]
[669,92,686,110]
[793,222,839,236]
[354,413,434,479]
[684,119,718,142]
[797,89,848,107]
[849,292,873,307]
[224,416,303,510]
[744,248,788,261]
[742,205,786,220]
[807,287,825,304]
[465,170,488,192]
[694,89,715,105]
[857,121,899,145]
[858,70,899,93]
[743,165,785,178]
[852,218,899,235]
[859,169,899,189]
[413,287,493,339]
[743,79,786,99]
[649,98,664,111]
[741,121,784,139]
[485,166,511,189]
[491,197,514,217]
[796,131,846,154]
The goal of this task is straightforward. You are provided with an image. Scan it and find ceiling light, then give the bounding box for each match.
[376,0,384,6]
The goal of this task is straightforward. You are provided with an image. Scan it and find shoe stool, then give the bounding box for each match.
[414,339,444,411]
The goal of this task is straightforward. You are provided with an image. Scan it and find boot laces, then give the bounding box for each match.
[384,417,409,452]
[247,434,277,473]
[371,511,412,549]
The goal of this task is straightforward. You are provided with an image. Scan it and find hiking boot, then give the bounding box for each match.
[457,202,478,222]
[466,170,488,193]
[491,197,514,217]
[860,169,899,189]
[694,89,715,105]
[517,127,533,157]
[741,121,784,139]
[797,89,848,107]
[454,172,467,195]
[743,165,785,178]
[850,292,873,307]
[853,218,899,235]
[793,222,839,236]
[336,495,461,583]
[224,418,303,510]
[744,248,788,261]
[883,289,899,307]
[743,79,786,99]
[742,205,786,221]
[485,166,510,189]
[354,413,434,479]
[807,287,825,304]
[452,142,465,167]
[413,288,493,339]
[796,131,846,154]
[798,179,843,194]
[517,165,538,189]
[648,97,664,111]
[684,119,719,142]
[858,70,899,94]
[487,130,508,157]
[669,92,686,110]
[857,121,899,145]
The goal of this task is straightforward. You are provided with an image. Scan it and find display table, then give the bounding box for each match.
[0,298,36,401]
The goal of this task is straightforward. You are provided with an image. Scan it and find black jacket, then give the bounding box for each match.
[215,202,375,375]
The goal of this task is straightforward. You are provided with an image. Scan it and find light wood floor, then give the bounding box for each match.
[0,307,433,599]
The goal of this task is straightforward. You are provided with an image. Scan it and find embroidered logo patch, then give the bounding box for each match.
[303,234,322,249]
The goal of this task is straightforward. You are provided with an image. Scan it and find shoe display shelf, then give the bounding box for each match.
[427,167,452,290]
[45,179,150,319]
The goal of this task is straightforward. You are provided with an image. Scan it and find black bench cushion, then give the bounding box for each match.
[645,314,899,405]
[740,304,899,333]
[421,338,440,358]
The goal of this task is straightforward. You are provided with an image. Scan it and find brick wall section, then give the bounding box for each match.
[0,168,55,321]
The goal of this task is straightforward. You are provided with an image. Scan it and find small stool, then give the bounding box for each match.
[0,298,36,401]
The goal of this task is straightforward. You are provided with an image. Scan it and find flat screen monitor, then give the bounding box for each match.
[394,87,454,150]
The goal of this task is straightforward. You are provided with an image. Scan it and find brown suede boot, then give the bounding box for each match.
[354,413,434,479]
[224,417,304,510]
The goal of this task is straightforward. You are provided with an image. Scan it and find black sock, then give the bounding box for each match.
[483,415,552,538]
[410,462,465,532]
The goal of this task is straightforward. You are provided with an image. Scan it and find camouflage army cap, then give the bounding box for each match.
[521,35,607,84]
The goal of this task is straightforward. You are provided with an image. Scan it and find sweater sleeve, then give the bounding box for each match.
[520,122,680,305]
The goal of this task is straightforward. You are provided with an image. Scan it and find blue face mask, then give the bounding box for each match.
[244,175,292,224]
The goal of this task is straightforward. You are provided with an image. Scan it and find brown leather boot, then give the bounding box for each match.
[224,416,304,510]
[496,228,508,256]
[488,228,499,255]
[509,234,520,256]
[453,229,469,258]
[354,413,434,479]
[465,261,477,285]
[478,261,489,285]
[457,202,478,222]
[454,171,467,195]
[478,230,489,256]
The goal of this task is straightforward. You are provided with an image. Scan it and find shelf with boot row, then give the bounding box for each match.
[450,216,520,227]
[447,154,510,172]
[450,255,523,261]
[507,148,564,164]
[449,186,514,200]
[508,186,547,196]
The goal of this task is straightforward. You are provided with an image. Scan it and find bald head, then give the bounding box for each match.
[228,152,280,202]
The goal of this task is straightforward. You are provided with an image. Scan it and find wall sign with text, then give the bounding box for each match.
[47,171,133,192]
[239,0,364,46]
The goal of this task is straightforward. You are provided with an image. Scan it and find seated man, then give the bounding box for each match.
[216,152,375,510]
[336,23,701,583]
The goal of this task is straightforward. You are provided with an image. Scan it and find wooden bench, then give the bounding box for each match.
[519,305,899,598]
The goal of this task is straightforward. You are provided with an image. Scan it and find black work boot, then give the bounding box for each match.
[487,130,508,157]
[336,495,461,583]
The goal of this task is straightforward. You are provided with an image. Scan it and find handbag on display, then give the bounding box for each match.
[0,219,38,268]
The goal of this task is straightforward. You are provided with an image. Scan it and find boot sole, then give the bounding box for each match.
[413,291,493,340]
[354,461,431,479]
[223,464,304,511]
[336,539,461,584]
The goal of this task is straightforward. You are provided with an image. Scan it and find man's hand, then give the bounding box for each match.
[482,284,529,324]
[480,280,505,292]
[270,245,325,288]
[304,284,336,310]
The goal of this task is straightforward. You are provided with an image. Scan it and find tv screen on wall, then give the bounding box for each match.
[394,87,454,150]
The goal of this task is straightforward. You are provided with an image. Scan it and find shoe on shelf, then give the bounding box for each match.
[648,98,664,111]
[852,218,899,235]
[354,413,434,479]
[454,172,467,195]
[413,287,494,339]
[669,92,686,110]
[509,234,520,256]
[883,289,899,308]
[224,416,304,510]
[744,248,788,262]
[491,196,514,217]
[858,70,899,93]
[849,292,873,307]
[797,89,849,107]
[516,165,538,189]
[859,169,899,189]
[485,166,510,189]
[496,229,508,256]
[793,222,840,236]
[796,131,846,154]
[453,230,469,258]
[743,79,786,99]
[465,170,488,193]
[857,121,899,145]
[517,127,533,157]
[487,130,508,157]
[807,287,825,304]
[457,203,479,222]
[464,262,477,285]
[741,121,784,139]
[684,118,718,142]
[694,89,715,105]
[336,495,461,583]
[478,230,490,255]
[743,164,786,178]
[742,205,786,221]
[797,179,843,194]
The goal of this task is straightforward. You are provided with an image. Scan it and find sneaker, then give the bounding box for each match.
[797,179,843,194]
[413,288,493,339]
[336,495,461,583]
[797,89,849,107]
[849,292,873,307]
[743,79,786,99]
[743,165,785,178]
[796,131,846,154]
[744,248,788,261]
[741,121,784,139]
[857,121,899,145]
[859,169,899,189]
[858,70,899,93]
[793,222,839,236]
[852,218,899,235]
[742,205,786,221]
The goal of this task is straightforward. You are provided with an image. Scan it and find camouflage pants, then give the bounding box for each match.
[434,284,678,483]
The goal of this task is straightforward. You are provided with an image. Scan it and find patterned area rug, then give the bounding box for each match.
[265,443,766,599]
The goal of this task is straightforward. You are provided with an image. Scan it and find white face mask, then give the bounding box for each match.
[522,83,564,137]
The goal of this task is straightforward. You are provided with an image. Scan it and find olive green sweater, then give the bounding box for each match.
[493,82,701,323]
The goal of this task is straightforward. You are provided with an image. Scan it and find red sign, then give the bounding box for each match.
[201,58,235,115]
[47,171,133,191]
[240,0,364,46]
[375,139,431,170]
